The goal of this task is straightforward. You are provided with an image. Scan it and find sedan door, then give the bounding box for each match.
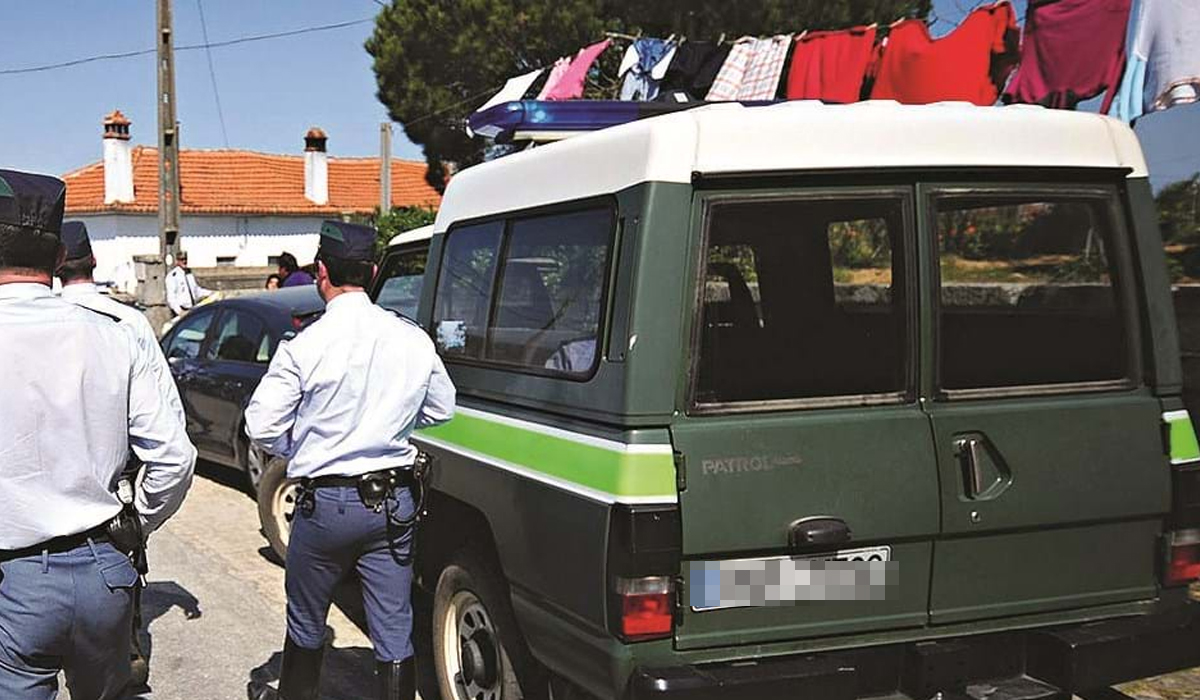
[161,308,219,448]
[189,308,270,465]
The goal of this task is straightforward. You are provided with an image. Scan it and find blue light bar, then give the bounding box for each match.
[469,100,777,143]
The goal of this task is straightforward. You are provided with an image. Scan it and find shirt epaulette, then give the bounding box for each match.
[383,308,422,329]
[76,305,121,324]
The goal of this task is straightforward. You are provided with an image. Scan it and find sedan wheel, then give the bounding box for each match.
[244,441,268,494]
[256,455,295,562]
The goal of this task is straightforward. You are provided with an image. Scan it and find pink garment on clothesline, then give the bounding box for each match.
[535,57,571,100]
[543,39,612,101]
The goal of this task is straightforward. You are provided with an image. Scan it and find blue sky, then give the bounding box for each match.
[0,0,1195,188]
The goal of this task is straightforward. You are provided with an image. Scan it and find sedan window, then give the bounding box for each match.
[206,310,267,364]
[164,310,216,361]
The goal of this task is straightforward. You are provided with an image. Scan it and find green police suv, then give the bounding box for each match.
[276,101,1200,699]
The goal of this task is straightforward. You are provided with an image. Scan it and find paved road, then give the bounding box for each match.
[98,462,379,700]
[59,459,1200,700]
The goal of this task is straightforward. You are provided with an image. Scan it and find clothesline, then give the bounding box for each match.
[471,0,1195,129]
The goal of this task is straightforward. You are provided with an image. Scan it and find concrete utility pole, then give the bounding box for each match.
[380,122,393,215]
[139,0,182,333]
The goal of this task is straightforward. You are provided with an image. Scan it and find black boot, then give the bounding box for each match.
[248,638,324,700]
[376,657,416,700]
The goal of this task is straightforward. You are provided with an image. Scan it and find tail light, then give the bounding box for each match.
[606,504,680,643]
[1166,529,1200,587]
[615,576,673,640]
[1164,410,1200,586]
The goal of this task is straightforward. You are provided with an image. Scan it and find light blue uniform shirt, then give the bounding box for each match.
[245,291,456,479]
[0,283,196,549]
[60,282,185,424]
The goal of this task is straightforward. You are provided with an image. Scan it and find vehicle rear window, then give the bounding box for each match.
[933,188,1131,392]
[694,193,909,408]
[432,206,615,378]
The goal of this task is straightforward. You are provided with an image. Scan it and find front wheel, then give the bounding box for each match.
[256,454,295,562]
[432,550,546,700]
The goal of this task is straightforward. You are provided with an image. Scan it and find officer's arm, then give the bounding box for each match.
[190,273,214,300]
[128,336,197,533]
[417,352,456,428]
[245,340,302,457]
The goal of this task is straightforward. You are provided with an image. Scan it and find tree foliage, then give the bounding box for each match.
[373,206,438,259]
[1156,174,1200,244]
[366,0,932,191]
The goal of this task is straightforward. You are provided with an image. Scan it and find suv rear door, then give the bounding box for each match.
[670,186,940,649]
[922,181,1170,624]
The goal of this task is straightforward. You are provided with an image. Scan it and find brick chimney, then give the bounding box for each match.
[102,110,134,204]
[304,127,328,205]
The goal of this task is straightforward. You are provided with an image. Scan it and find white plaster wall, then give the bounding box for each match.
[72,213,323,292]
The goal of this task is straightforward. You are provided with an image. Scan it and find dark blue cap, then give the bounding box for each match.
[61,221,92,260]
[0,169,66,237]
[318,220,376,262]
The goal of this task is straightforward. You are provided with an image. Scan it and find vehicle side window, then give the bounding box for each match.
[205,310,267,364]
[164,310,216,361]
[933,189,1130,391]
[376,248,429,319]
[486,208,613,376]
[433,222,504,359]
[694,194,909,407]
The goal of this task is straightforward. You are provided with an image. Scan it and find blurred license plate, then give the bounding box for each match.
[690,546,892,611]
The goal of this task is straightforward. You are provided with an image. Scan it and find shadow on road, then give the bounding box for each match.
[127,580,203,699]
[196,459,255,499]
[247,629,377,700]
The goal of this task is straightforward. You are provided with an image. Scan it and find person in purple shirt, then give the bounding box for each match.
[277,252,314,287]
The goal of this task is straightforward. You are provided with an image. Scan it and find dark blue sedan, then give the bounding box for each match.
[160,286,324,493]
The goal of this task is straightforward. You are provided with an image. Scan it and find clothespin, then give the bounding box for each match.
[717,32,727,45]
[666,33,676,44]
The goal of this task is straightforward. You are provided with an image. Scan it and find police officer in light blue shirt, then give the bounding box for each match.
[246,220,455,700]
[0,169,196,700]
[56,221,184,423]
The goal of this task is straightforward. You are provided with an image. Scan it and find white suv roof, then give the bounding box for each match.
[387,224,434,249]
[436,101,1147,231]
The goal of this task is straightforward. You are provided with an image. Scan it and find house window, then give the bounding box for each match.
[216,256,237,268]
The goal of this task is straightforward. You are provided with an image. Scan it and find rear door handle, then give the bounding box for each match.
[788,517,852,550]
[953,434,1012,500]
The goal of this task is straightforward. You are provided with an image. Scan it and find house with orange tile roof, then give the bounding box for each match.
[63,111,440,291]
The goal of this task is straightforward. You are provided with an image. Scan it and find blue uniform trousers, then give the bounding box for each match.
[0,540,136,700]
[285,485,415,662]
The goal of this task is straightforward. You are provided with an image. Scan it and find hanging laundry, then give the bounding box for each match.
[660,41,732,100]
[707,35,793,101]
[870,1,1019,106]
[619,38,676,101]
[785,26,878,103]
[543,39,613,101]
[1111,0,1200,122]
[476,69,545,113]
[535,57,572,100]
[1003,0,1130,111]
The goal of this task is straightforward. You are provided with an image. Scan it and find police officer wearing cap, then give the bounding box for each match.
[0,169,196,699]
[246,220,455,700]
[57,221,183,416]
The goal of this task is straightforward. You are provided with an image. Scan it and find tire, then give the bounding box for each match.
[432,549,546,700]
[256,455,296,562]
[240,433,269,496]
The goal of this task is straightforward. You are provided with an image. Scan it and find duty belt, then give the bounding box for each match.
[305,468,415,490]
[0,522,111,562]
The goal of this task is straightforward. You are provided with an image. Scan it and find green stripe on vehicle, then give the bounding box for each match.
[417,410,677,501]
[1165,411,1200,465]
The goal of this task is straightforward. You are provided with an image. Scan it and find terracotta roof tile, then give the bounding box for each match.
[63,146,441,216]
